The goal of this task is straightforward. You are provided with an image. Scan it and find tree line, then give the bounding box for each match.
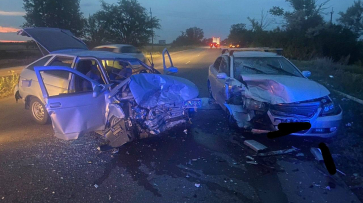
[23,0,363,64]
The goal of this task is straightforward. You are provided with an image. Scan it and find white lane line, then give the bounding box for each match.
[185,61,191,64]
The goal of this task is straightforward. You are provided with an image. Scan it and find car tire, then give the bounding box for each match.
[30,97,49,125]
[207,80,214,99]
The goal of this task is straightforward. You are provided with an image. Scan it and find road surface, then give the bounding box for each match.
[0,47,361,203]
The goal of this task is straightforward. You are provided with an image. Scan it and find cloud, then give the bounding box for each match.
[0,26,19,33]
[0,10,25,16]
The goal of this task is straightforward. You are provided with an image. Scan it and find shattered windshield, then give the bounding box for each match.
[234,57,303,78]
[101,59,149,81]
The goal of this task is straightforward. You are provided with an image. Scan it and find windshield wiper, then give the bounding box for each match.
[242,64,266,74]
[266,64,295,76]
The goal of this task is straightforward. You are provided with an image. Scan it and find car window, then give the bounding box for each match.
[233,57,303,78]
[219,57,229,76]
[120,46,138,53]
[75,59,105,84]
[93,47,117,52]
[46,56,74,79]
[26,56,52,71]
[213,57,222,71]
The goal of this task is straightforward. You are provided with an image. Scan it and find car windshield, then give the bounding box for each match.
[234,57,303,78]
[101,59,149,81]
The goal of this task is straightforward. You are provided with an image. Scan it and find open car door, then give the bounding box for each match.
[34,66,109,140]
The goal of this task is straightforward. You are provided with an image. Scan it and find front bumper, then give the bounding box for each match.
[267,106,343,138]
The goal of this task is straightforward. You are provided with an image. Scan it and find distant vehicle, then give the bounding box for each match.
[14,28,168,125]
[208,48,342,137]
[229,43,240,48]
[93,44,146,63]
[210,37,220,48]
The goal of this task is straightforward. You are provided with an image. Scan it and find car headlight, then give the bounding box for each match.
[243,98,267,111]
[320,96,340,116]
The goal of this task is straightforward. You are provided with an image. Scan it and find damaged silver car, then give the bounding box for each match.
[208,49,342,137]
[34,66,200,149]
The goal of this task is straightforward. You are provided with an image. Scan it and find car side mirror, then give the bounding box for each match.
[162,48,178,74]
[302,70,311,78]
[217,72,227,79]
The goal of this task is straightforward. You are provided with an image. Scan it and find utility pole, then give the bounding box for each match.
[330,7,334,25]
[150,8,153,51]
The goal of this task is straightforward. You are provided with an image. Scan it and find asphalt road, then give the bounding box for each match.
[0,47,361,203]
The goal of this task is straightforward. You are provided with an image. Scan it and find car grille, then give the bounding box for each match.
[270,101,320,118]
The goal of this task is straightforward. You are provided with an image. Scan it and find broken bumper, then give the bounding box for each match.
[267,106,343,137]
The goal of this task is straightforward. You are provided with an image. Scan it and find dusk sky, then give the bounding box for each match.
[0,0,355,43]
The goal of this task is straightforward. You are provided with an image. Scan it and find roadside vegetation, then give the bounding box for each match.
[0,71,18,99]
[293,58,363,100]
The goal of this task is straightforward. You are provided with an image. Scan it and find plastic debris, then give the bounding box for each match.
[310,148,323,161]
[329,75,334,78]
[296,153,304,157]
[246,161,258,165]
[325,186,331,190]
[244,140,267,152]
[257,148,297,157]
[195,183,201,188]
[183,129,188,134]
[94,184,99,188]
[246,156,254,161]
[337,169,346,176]
[111,148,119,154]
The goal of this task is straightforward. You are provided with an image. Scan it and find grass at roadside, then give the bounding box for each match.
[292,58,363,100]
[0,71,18,99]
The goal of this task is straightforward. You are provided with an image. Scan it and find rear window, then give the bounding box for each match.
[120,46,138,53]
[26,56,52,71]
[93,47,116,52]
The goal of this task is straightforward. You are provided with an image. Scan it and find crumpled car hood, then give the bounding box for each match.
[241,74,330,104]
[129,73,199,108]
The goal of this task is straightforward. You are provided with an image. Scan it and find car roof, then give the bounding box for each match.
[94,44,134,48]
[51,50,137,59]
[223,51,281,57]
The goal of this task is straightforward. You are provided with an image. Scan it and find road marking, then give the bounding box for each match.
[185,61,191,64]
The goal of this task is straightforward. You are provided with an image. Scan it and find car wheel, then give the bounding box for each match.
[30,97,49,125]
[207,80,214,99]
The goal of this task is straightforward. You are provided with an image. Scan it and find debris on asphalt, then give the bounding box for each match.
[94,184,99,188]
[111,148,119,154]
[153,183,158,187]
[195,183,201,188]
[296,153,304,157]
[246,156,254,161]
[183,129,188,134]
[325,186,331,190]
[87,161,92,164]
[257,148,297,157]
[244,140,267,152]
[345,122,353,127]
[126,151,130,155]
[186,174,190,178]
[329,75,334,78]
[310,147,324,161]
[246,161,258,165]
[337,169,346,176]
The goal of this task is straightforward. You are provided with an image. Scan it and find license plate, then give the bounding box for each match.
[183,99,202,108]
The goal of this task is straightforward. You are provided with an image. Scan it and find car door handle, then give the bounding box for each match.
[49,102,62,108]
